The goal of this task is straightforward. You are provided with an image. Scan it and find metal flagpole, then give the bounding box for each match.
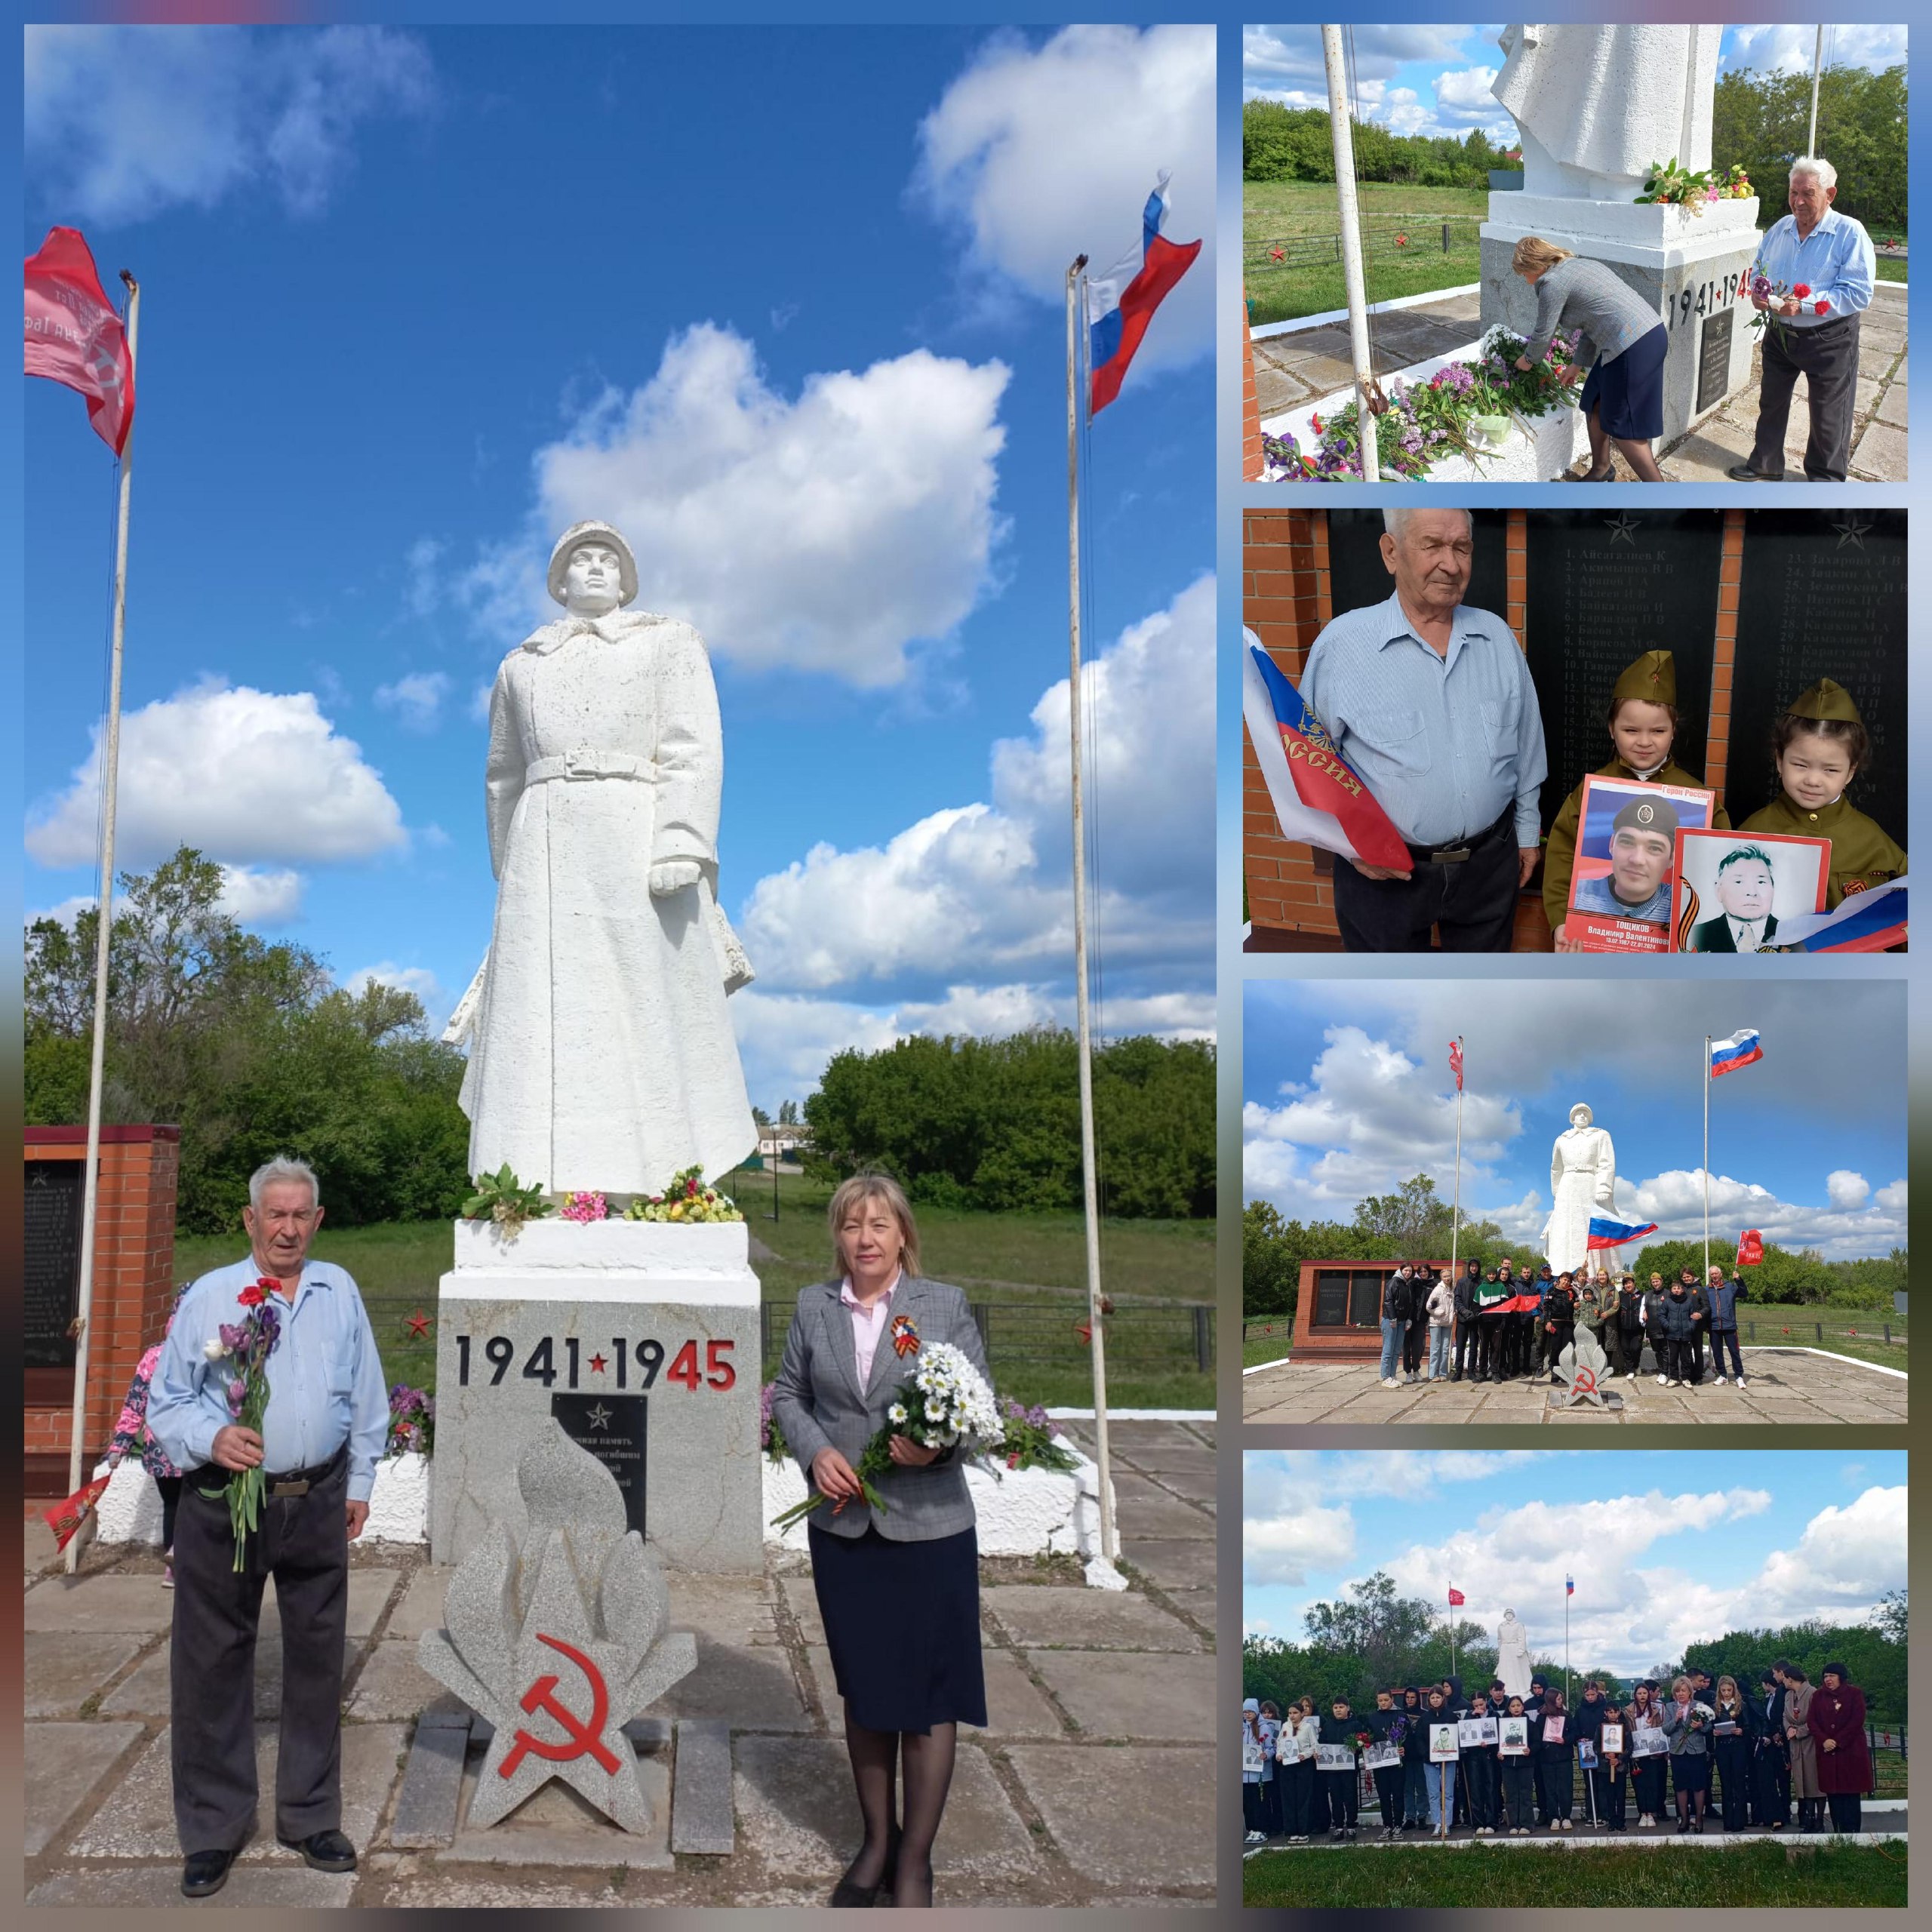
[1321,24,1378,481]
[1450,1038,1463,1281]
[1449,1589,1456,1678]
[65,269,141,1574]
[1564,1587,1571,1711]
[1703,1036,1712,1286]
[1066,254,1117,1567]
[1807,26,1825,155]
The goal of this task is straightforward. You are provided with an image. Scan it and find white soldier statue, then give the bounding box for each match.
[449,520,757,1196]
[1543,1102,1619,1277]
[1496,1608,1534,1700]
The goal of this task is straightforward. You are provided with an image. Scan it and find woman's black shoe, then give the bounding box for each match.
[181,1849,235,1898]
[830,1871,884,1908]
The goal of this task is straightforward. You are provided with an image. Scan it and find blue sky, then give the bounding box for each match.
[1242,23,1909,141]
[23,23,1214,1115]
[1244,977,1906,1260]
[1244,1450,1908,1675]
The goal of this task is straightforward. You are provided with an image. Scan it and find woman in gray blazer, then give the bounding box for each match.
[1660,1673,1712,1832]
[771,1174,992,1908]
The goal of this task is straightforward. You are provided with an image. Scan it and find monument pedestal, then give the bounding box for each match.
[1481,195,1761,448]
[431,1219,762,1573]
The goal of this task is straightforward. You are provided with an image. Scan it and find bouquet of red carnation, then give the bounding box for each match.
[193,1281,283,1572]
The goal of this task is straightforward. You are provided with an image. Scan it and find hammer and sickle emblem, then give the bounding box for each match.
[1574,1368,1597,1396]
[499,1632,621,1778]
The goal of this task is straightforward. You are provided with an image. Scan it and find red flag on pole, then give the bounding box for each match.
[26,226,134,455]
[1447,1586,1466,1607]
[1737,1229,1764,1266]
[1449,1038,1463,1092]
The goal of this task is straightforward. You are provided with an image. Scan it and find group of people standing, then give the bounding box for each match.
[1375,1260,1749,1391]
[1243,1661,1876,1846]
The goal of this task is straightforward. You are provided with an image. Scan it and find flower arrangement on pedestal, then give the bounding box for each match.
[623,1166,745,1223]
[1263,327,1582,482]
[461,1164,555,1234]
[386,1383,435,1457]
[996,1397,1080,1474]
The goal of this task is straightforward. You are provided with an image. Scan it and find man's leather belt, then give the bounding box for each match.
[526,749,645,783]
[263,1446,346,1497]
[1404,807,1515,866]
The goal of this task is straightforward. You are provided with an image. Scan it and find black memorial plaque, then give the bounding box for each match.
[552,1391,649,1541]
[1696,308,1735,415]
[1312,1271,1349,1327]
[1324,509,1509,636]
[26,1161,84,1369]
[1726,509,1907,837]
[1524,510,1724,834]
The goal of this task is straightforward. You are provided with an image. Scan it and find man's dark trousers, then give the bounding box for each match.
[171,1447,349,1853]
[1745,312,1862,481]
[1333,821,1518,952]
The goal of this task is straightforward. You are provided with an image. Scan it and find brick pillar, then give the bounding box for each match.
[1241,287,1265,480]
[1243,509,1340,939]
[24,1124,181,1493]
[1706,509,1746,804]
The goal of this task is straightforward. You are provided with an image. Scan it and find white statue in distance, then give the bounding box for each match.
[1543,1102,1620,1276]
[1494,23,1723,200]
[451,520,757,1198]
[1496,1608,1534,1700]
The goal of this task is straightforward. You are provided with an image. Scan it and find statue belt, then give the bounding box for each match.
[527,750,646,783]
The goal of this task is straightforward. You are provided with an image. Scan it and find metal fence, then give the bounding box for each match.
[1246,214,1482,274]
[1241,1313,1903,1354]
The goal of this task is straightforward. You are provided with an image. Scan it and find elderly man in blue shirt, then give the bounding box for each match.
[1299,507,1547,950]
[147,1155,389,1900]
[1727,155,1877,485]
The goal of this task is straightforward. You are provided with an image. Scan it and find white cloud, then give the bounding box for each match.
[216,865,303,926]
[343,960,447,1031]
[401,537,446,620]
[1826,1169,1870,1211]
[469,324,1008,690]
[1724,24,1907,78]
[1752,1487,1907,1623]
[25,25,435,225]
[915,26,1214,377]
[738,574,1214,1000]
[374,670,451,734]
[1243,23,1475,94]
[1434,65,1503,114]
[26,680,407,869]
[27,894,96,930]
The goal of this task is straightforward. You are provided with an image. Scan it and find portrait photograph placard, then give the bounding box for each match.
[1601,1723,1625,1755]
[1498,1716,1529,1757]
[1429,1723,1460,1761]
[1540,1712,1566,1744]
[1672,827,1831,952]
[1567,775,1717,952]
[1242,1728,1264,1774]
[1578,1738,1598,1768]
[1632,1725,1669,1758]
[1316,1741,1355,1772]
[1364,1739,1401,1771]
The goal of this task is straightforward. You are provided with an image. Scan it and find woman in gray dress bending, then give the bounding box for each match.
[1512,236,1670,482]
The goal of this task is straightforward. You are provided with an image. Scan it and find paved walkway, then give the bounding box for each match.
[1244,1353,1905,1426]
[23,1420,1214,1908]
[1251,281,1906,481]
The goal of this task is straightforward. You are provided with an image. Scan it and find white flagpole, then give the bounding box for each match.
[1564,1588,1571,1711]
[1807,26,1825,156]
[1703,1036,1712,1286]
[66,269,140,1574]
[1450,1038,1463,1280]
[1449,1589,1457,1678]
[1066,253,1116,1568]
[1321,24,1378,481]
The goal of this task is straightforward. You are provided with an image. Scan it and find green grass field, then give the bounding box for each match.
[1244,1841,1908,1908]
[175,1171,1217,1411]
[1244,181,1487,325]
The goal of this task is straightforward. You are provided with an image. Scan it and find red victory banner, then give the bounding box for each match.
[1737,1229,1764,1266]
[26,226,134,454]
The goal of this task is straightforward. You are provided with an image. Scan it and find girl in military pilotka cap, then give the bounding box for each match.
[1738,678,1907,912]
[1543,649,1731,949]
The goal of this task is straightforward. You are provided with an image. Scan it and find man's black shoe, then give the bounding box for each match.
[1726,463,1780,481]
[278,1829,358,1873]
[181,1848,235,1898]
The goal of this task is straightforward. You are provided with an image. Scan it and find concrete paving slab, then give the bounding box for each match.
[968,1647,1072,1738]
[101,1637,366,1720]
[25,1571,177,1633]
[671,1718,734,1855]
[1006,1743,1214,1889]
[984,1585,1201,1652]
[389,1719,467,1849]
[1852,420,1908,477]
[28,1866,357,1907]
[1103,1476,1213,1540]
[668,1573,778,1647]
[1025,1649,1217,1741]
[1875,383,1908,428]
[25,1631,150,1715]
[382,1564,454,1640]
[1121,1538,1217,1592]
[23,1509,60,1575]
[240,1721,406,1865]
[776,1573,825,1646]
[1114,1444,1217,1484]
[732,1734,1037,1883]
[24,1721,147,1855]
[657,1635,811,1730]
[439,1749,672,1868]
[346,1639,445,1721]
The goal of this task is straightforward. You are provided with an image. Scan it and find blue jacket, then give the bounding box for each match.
[1706,1277,1747,1330]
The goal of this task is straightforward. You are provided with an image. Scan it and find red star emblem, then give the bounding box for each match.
[588,1352,609,1374]
[405,1309,432,1340]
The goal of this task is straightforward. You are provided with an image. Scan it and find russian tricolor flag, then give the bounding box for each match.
[1773,878,1907,952]
[1709,1029,1764,1078]
[1242,637,1413,873]
[1566,1576,1575,1598]
[1587,1214,1659,1251]
[1086,171,1201,416]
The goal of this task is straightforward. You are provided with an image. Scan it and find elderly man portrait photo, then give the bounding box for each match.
[1297,508,1546,952]
[146,1157,389,1900]
[1728,155,1878,484]
[1687,842,1783,952]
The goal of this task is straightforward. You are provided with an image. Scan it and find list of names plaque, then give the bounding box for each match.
[1727,509,1906,835]
[1523,510,1724,833]
[26,1161,85,1369]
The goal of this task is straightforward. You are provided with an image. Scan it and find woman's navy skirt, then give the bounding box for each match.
[1671,1750,1712,1796]
[1581,321,1668,441]
[810,1521,987,1733]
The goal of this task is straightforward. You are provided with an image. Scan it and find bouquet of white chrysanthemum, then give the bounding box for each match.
[771,1340,1003,1531]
